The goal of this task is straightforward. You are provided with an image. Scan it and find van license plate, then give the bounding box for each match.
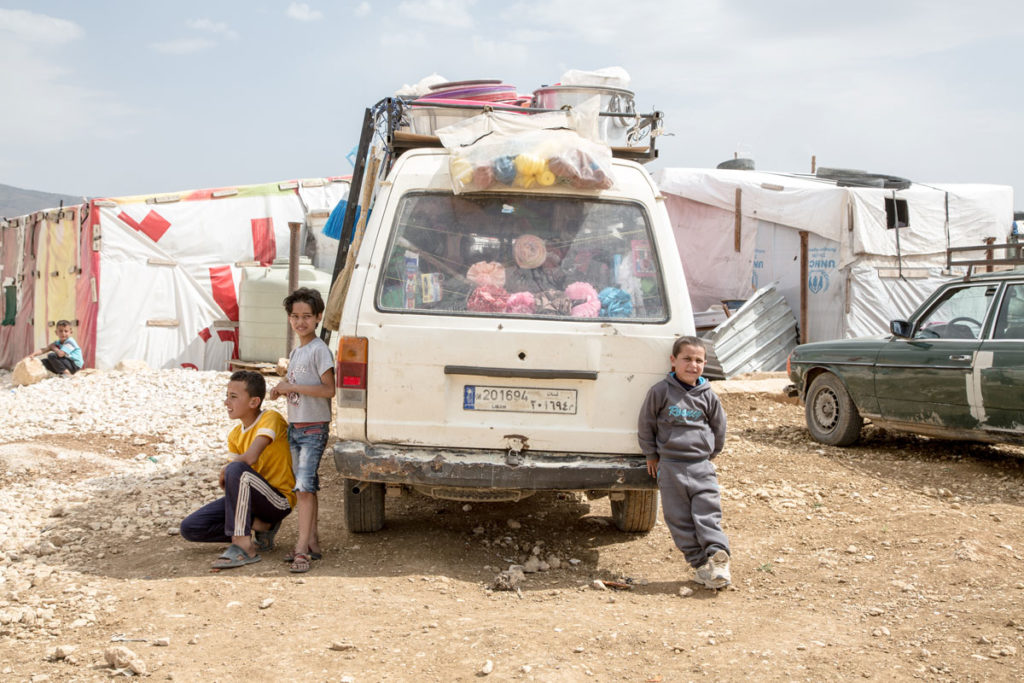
[463,385,577,414]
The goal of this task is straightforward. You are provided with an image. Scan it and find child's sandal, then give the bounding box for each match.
[289,552,311,573]
[283,549,322,563]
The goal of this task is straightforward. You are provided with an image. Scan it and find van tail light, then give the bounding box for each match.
[336,336,368,408]
[337,336,368,389]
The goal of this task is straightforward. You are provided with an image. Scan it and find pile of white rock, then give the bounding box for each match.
[0,366,240,644]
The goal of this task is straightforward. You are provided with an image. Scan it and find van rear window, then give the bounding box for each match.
[375,193,667,322]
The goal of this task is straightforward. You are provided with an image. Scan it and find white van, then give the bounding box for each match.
[331,132,695,533]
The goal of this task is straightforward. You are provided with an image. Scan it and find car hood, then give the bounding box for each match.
[788,335,890,364]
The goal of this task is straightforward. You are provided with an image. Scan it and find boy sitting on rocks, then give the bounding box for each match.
[28,319,84,377]
[180,370,295,568]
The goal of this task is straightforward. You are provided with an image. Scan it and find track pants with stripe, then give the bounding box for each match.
[658,457,730,568]
[180,460,291,542]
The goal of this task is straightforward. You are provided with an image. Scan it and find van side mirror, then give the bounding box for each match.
[890,320,913,338]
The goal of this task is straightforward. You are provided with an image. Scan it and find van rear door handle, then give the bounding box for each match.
[948,354,971,361]
[444,365,598,381]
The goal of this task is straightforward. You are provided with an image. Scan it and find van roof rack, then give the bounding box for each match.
[378,97,663,164]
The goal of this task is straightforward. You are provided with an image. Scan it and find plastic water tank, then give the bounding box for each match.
[238,257,333,362]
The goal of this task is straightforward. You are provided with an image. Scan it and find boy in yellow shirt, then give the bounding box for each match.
[180,370,295,568]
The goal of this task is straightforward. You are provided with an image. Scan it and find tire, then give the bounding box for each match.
[805,373,863,446]
[344,479,385,533]
[814,167,910,190]
[611,490,659,532]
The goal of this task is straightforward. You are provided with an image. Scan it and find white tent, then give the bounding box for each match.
[0,177,349,371]
[654,168,1014,342]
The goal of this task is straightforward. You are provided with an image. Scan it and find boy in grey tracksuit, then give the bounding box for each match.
[638,336,731,589]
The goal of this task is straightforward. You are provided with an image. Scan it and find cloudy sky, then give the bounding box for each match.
[2,1,1023,206]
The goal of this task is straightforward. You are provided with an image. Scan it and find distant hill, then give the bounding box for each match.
[0,183,87,219]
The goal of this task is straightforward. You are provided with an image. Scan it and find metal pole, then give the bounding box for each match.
[321,105,375,345]
[286,221,301,356]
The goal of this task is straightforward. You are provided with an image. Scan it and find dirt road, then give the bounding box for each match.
[1,371,1022,681]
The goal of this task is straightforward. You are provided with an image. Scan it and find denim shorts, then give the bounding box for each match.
[288,422,330,493]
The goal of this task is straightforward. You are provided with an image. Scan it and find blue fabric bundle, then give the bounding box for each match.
[599,287,632,317]
[322,200,361,241]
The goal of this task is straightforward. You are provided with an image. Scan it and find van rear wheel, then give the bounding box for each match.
[344,479,385,533]
[611,490,659,532]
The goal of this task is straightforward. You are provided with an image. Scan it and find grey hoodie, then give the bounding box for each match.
[637,374,727,462]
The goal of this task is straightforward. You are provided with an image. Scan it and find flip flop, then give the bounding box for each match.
[289,552,311,573]
[283,549,322,563]
[254,520,282,553]
[212,543,262,569]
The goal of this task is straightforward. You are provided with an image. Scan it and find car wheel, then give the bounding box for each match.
[344,479,385,532]
[611,490,659,532]
[805,373,863,446]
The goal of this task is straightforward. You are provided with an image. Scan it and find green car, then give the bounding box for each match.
[787,268,1024,446]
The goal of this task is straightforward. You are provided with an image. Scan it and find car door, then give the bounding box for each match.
[975,281,1024,437]
[874,282,996,431]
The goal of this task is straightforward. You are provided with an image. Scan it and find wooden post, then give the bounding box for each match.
[799,230,809,344]
[286,221,301,355]
[811,155,816,174]
[984,236,995,272]
[734,188,742,252]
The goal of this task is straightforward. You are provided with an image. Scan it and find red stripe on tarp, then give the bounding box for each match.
[209,266,239,321]
[251,217,276,266]
[198,327,212,342]
[217,329,239,359]
[118,210,171,242]
[78,202,101,368]
[118,211,141,230]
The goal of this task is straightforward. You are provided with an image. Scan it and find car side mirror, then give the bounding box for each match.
[890,319,913,338]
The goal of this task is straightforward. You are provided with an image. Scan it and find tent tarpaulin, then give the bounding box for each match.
[0,177,349,371]
[655,168,1013,342]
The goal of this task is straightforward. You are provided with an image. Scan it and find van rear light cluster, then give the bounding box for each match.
[336,336,368,408]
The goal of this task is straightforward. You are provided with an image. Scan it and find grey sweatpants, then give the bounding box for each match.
[658,458,730,568]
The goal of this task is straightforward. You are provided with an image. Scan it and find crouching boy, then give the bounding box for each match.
[180,370,295,568]
[638,336,731,589]
[29,319,84,377]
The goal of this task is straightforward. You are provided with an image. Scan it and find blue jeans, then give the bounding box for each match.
[289,422,329,493]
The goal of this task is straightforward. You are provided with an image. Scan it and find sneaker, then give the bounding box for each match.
[695,561,714,587]
[706,550,731,589]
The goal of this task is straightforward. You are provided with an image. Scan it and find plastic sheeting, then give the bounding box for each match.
[93,180,349,371]
[655,168,1014,342]
[0,178,350,371]
[0,217,33,368]
[36,208,80,350]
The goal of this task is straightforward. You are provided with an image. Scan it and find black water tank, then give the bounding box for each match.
[717,158,755,171]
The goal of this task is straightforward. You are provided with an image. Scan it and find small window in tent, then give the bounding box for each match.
[885,197,909,229]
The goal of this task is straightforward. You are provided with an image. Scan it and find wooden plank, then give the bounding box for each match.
[228,359,282,376]
[734,188,742,253]
[799,231,809,344]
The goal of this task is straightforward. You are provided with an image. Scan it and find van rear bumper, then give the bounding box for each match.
[333,440,656,490]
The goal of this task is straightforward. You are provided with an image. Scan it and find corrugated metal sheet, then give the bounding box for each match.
[701,284,798,379]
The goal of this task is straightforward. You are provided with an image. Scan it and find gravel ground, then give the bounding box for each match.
[0,368,1022,682]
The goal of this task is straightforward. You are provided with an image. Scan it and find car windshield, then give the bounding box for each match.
[914,284,996,340]
[375,192,667,322]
